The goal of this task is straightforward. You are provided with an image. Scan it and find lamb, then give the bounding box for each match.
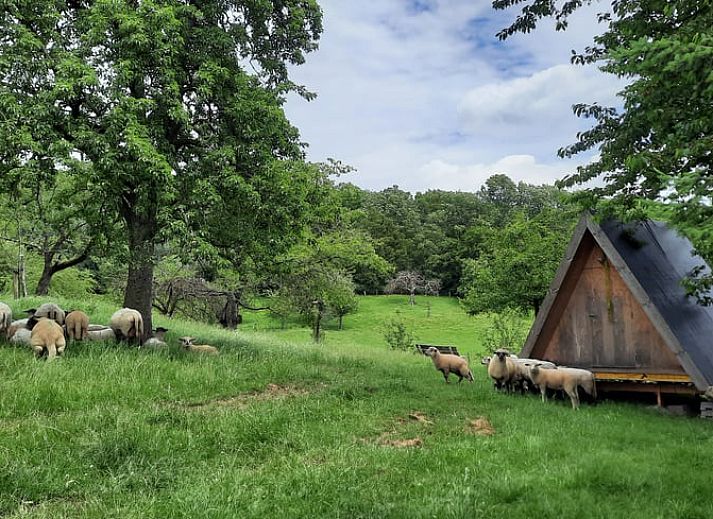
[28,317,66,360]
[10,327,31,346]
[0,302,12,338]
[143,327,169,349]
[110,308,144,345]
[529,364,597,410]
[30,303,65,325]
[87,325,116,342]
[424,346,473,383]
[179,336,219,355]
[65,310,89,341]
[487,349,520,392]
[5,318,28,341]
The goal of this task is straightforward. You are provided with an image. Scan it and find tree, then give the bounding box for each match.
[386,271,438,305]
[459,209,576,315]
[493,0,713,296]
[0,0,323,337]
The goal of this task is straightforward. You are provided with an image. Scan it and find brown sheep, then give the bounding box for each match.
[530,364,597,410]
[110,308,144,345]
[28,317,66,360]
[487,349,519,392]
[0,302,12,338]
[65,310,89,341]
[179,336,219,355]
[425,347,473,383]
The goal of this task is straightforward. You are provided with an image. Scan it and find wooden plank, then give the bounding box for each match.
[597,381,698,395]
[593,372,692,383]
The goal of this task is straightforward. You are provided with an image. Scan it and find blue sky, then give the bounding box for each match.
[284,0,622,193]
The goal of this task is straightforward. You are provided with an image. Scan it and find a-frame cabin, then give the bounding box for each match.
[520,214,713,403]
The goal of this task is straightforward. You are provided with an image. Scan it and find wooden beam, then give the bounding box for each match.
[593,372,692,383]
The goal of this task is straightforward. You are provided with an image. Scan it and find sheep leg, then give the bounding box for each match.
[566,387,579,410]
[441,368,450,383]
[540,385,547,403]
[456,373,464,383]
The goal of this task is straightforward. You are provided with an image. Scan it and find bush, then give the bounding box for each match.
[383,313,414,351]
[482,308,529,354]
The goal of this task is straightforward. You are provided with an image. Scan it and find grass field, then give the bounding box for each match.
[1,295,713,518]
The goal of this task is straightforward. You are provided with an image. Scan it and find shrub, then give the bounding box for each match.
[482,308,529,354]
[383,313,414,351]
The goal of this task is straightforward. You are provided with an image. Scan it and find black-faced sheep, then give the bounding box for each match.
[179,336,219,355]
[28,317,66,360]
[529,364,597,410]
[87,325,116,342]
[31,303,65,325]
[110,308,144,345]
[425,346,473,383]
[65,310,89,341]
[0,302,12,338]
[143,327,168,349]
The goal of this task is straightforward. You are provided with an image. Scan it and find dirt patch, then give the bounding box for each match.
[379,436,423,448]
[363,411,433,447]
[183,383,320,411]
[465,416,495,436]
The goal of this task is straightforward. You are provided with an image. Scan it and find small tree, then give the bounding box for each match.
[383,313,414,351]
[386,271,425,305]
[482,309,529,354]
[324,272,359,330]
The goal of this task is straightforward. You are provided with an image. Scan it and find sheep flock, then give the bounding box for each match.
[0,301,219,361]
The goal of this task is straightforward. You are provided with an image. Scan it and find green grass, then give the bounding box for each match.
[1,295,712,518]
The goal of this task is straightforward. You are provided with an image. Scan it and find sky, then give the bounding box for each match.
[283,0,624,193]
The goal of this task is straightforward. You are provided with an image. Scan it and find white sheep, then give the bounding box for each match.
[529,364,597,410]
[0,302,12,338]
[31,303,65,325]
[179,336,219,355]
[511,358,557,392]
[143,327,169,349]
[29,317,66,360]
[487,349,520,392]
[424,346,473,383]
[10,328,31,346]
[5,318,28,341]
[87,325,116,342]
[110,308,144,345]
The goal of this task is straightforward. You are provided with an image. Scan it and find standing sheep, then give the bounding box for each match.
[110,308,144,345]
[31,303,66,325]
[425,346,473,383]
[487,349,519,392]
[28,317,66,360]
[530,364,597,410]
[65,310,89,341]
[179,337,219,355]
[0,302,12,338]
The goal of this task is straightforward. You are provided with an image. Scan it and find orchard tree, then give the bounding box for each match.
[0,0,323,336]
[494,0,713,296]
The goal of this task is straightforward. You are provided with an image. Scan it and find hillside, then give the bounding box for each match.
[1,296,712,518]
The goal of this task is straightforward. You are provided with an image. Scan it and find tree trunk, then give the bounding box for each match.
[121,200,158,343]
[338,314,343,330]
[35,247,92,296]
[220,292,239,329]
[36,263,53,296]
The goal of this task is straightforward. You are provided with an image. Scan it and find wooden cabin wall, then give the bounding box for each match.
[531,233,684,373]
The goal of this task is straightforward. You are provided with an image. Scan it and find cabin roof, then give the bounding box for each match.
[521,214,713,390]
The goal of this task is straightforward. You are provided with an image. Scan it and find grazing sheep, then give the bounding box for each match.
[6,318,29,341]
[10,327,31,346]
[425,346,473,383]
[487,349,520,392]
[110,308,144,345]
[179,336,219,355]
[87,325,116,342]
[143,327,169,349]
[31,303,65,325]
[0,302,12,337]
[529,364,597,410]
[65,310,89,341]
[28,317,66,360]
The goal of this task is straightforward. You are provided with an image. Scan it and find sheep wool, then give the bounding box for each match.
[65,311,89,341]
[30,318,66,360]
[33,303,66,325]
[0,302,12,337]
[530,364,597,410]
[487,349,520,392]
[10,327,31,345]
[110,308,144,345]
[425,347,473,383]
[179,337,219,355]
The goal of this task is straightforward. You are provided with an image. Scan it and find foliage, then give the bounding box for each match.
[460,208,577,314]
[494,0,713,298]
[382,313,415,351]
[481,308,530,354]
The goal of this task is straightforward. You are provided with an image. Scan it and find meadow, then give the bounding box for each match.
[1,295,713,518]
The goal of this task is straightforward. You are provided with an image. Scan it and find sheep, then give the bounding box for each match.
[424,346,473,383]
[5,318,29,341]
[529,364,597,410]
[30,303,65,325]
[110,308,144,345]
[143,327,169,349]
[511,358,557,392]
[179,336,219,355]
[87,325,116,342]
[28,317,66,360]
[0,302,12,338]
[487,349,520,392]
[65,310,89,341]
[10,327,31,346]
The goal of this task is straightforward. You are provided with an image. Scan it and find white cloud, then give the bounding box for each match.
[284,0,623,193]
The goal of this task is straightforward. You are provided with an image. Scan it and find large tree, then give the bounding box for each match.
[493,0,713,294]
[0,0,322,336]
